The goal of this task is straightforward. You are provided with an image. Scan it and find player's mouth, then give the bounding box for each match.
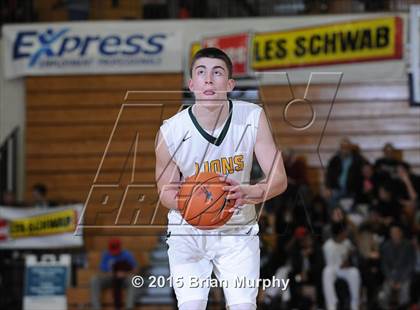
[203,90,216,96]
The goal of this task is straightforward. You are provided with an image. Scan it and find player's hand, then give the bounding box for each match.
[220,177,263,212]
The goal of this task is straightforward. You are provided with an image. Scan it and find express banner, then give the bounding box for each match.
[0,204,83,249]
[2,22,183,79]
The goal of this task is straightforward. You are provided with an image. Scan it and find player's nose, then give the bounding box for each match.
[204,72,213,84]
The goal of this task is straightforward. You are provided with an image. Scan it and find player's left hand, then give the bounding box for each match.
[220,177,263,212]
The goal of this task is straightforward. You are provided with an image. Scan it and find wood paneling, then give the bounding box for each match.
[26,74,182,205]
[26,78,419,201]
[260,83,420,190]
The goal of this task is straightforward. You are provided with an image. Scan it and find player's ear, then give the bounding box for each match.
[227,79,235,92]
[188,79,194,92]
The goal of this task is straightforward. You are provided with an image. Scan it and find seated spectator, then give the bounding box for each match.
[322,223,361,310]
[360,208,387,241]
[355,162,377,205]
[283,148,309,188]
[325,138,365,209]
[410,234,420,307]
[374,181,402,225]
[380,223,415,308]
[287,227,324,309]
[374,143,404,181]
[356,224,383,308]
[395,164,418,220]
[262,227,324,309]
[323,207,357,242]
[374,144,418,213]
[310,194,329,236]
[90,238,138,310]
[32,183,57,208]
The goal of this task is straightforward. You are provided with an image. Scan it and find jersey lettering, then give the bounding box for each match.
[194,155,244,175]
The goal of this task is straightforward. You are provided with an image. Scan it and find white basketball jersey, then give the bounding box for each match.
[160,100,262,231]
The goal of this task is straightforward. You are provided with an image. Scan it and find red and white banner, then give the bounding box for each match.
[203,33,250,77]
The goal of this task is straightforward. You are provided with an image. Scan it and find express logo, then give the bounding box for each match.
[13,28,167,67]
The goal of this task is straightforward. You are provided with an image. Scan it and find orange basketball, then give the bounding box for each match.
[177,172,235,230]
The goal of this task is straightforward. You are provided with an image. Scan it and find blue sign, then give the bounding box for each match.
[25,266,68,296]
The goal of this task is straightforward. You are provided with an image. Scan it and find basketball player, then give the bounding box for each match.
[155,47,287,310]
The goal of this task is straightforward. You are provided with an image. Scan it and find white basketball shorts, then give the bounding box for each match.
[166,223,260,308]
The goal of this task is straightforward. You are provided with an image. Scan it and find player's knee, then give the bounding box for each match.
[179,299,207,310]
[228,303,256,310]
[348,267,360,281]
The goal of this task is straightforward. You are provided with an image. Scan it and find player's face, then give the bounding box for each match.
[189,57,235,102]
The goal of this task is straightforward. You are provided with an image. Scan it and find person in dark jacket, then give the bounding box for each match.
[325,138,365,209]
[380,223,415,308]
[287,228,325,309]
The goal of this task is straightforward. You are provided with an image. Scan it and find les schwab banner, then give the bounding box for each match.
[190,16,402,75]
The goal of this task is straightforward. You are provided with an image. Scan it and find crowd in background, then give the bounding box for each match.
[1,139,419,309]
[260,139,420,310]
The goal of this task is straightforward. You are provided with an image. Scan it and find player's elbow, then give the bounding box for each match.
[271,174,287,197]
[277,175,288,195]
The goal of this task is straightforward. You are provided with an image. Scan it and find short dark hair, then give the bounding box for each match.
[331,222,347,237]
[32,183,47,196]
[190,47,233,79]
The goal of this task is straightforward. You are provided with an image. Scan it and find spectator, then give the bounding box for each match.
[90,238,138,310]
[323,207,357,242]
[380,223,415,308]
[322,223,361,310]
[356,224,383,308]
[287,228,324,309]
[374,181,402,225]
[374,144,418,214]
[360,208,387,241]
[374,143,403,181]
[52,0,90,20]
[283,148,309,188]
[395,164,418,220]
[32,183,56,208]
[0,191,20,206]
[355,162,377,205]
[325,138,365,208]
[410,234,420,307]
[310,194,329,236]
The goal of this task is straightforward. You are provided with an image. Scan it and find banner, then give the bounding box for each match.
[203,33,251,77]
[0,204,83,249]
[2,22,183,78]
[251,16,402,70]
[183,15,405,84]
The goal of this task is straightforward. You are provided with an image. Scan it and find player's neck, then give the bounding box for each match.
[192,99,230,131]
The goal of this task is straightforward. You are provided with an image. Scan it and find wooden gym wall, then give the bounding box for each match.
[260,82,420,191]
[25,74,183,204]
[25,78,420,202]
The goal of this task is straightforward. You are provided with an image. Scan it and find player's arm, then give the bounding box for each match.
[252,109,288,201]
[155,130,181,210]
[224,110,287,207]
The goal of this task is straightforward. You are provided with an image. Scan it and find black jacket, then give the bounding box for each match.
[326,152,365,195]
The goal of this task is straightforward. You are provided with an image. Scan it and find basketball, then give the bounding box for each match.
[177,172,235,230]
